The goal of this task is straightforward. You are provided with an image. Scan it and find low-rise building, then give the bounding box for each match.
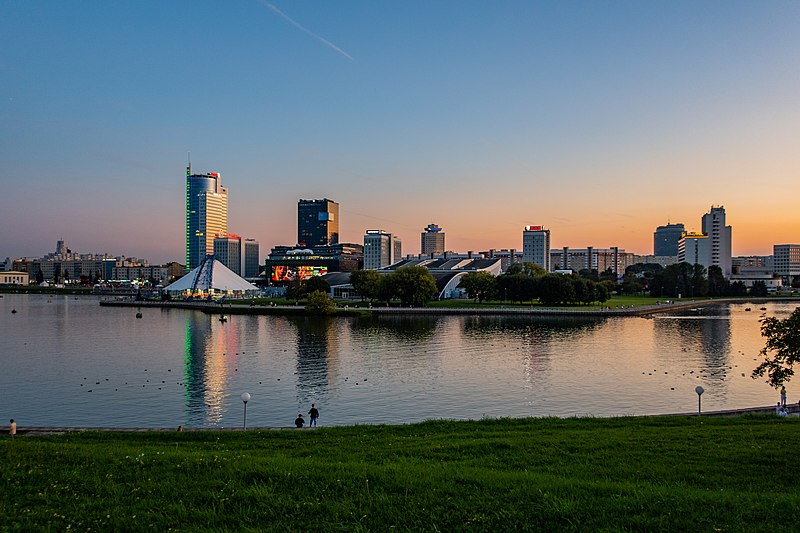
[0,271,29,285]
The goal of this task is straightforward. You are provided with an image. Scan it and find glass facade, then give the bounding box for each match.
[186,168,227,270]
[297,199,339,247]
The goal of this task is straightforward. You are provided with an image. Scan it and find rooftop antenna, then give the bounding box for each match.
[187,151,192,175]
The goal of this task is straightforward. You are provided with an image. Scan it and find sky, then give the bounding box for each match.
[2,1,799,264]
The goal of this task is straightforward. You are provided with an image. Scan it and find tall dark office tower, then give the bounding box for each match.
[298,198,339,247]
[186,164,228,270]
[653,223,685,256]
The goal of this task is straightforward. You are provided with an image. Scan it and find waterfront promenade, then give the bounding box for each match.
[6,404,797,435]
[99,297,798,317]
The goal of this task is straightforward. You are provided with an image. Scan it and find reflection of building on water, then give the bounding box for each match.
[183,314,239,426]
[653,306,732,379]
[293,317,338,402]
[460,316,605,386]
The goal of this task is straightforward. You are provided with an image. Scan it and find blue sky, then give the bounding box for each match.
[3,1,799,263]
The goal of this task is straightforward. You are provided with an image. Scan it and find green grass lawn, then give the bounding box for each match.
[3,416,799,531]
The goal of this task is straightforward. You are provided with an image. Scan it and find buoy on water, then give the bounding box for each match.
[11,309,17,314]
[136,312,143,318]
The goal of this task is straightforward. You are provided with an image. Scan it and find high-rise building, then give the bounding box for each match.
[522,226,551,271]
[774,244,800,283]
[213,234,242,276]
[421,223,445,256]
[678,232,710,267]
[363,230,402,270]
[186,165,228,270]
[243,239,260,278]
[701,206,732,276]
[653,223,685,256]
[298,199,339,247]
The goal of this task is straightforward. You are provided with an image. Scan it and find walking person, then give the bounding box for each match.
[308,403,320,427]
[780,385,787,407]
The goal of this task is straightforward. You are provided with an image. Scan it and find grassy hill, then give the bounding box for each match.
[3,416,799,531]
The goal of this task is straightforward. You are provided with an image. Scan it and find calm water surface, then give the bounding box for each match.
[1,294,795,428]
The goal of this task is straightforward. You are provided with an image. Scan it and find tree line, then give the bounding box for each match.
[458,263,611,305]
[623,263,772,298]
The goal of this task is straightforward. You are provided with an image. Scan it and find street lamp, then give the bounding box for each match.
[241,392,251,430]
[695,386,704,415]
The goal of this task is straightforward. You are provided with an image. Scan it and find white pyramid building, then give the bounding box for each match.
[164,255,259,298]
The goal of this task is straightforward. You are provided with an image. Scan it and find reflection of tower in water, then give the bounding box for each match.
[654,306,733,386]
[183,314,239,426]
[293,317,338,404]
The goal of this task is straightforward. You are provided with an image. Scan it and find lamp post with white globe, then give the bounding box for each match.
[695,386,704,416]
[241,392,251,430]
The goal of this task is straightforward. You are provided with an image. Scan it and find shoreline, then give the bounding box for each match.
[6,403,797,435]
[98,296,800,317]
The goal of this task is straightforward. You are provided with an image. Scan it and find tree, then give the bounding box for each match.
[35,270,44,284]
[707,265,727,297]
[752,307,800,388]
[750,280,768,297]
[285,279,306,300]
[728,280,748,296]
[305,290,335,315]
[538,274,575,305]
[691,264,708,297]
[305,275,330,295]
[505,262,547,278]
[594,281,610,303]
[619,273,644,296]
[350,270,381,302]
[459,271,496,303]
[376,273,398,304]
[393,266,438,307]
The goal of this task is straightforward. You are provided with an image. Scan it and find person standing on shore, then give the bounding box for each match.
[308,403,319,427]
[9,419,16,436]
[780,385,787,407]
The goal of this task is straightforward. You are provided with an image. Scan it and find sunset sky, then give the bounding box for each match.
[3,1,799,263]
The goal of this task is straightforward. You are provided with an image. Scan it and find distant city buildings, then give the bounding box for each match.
[550,246,636,276]
[522,226,551,271]
[702,206,732,276]
[266,243,363,283]
[9,240,183,284]
[678,206,733,276]
[481,249,522,272]
[678,232,709,267]
[774,244,800,283]
[363,230,402,270]
[298,198,339,247]
[186,166,227,270]
[213,234,242,276]
[243,238,260,278]
[653,223,685,256]
[633,255,679,268]
[0,271,29,285]
[421,223,445,256]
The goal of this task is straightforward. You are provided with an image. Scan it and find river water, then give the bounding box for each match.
[0,294,795,428]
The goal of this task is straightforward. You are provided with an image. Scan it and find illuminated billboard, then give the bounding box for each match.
[271,265,328,282]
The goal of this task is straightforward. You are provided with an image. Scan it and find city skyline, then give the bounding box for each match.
[3,2,800,263]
